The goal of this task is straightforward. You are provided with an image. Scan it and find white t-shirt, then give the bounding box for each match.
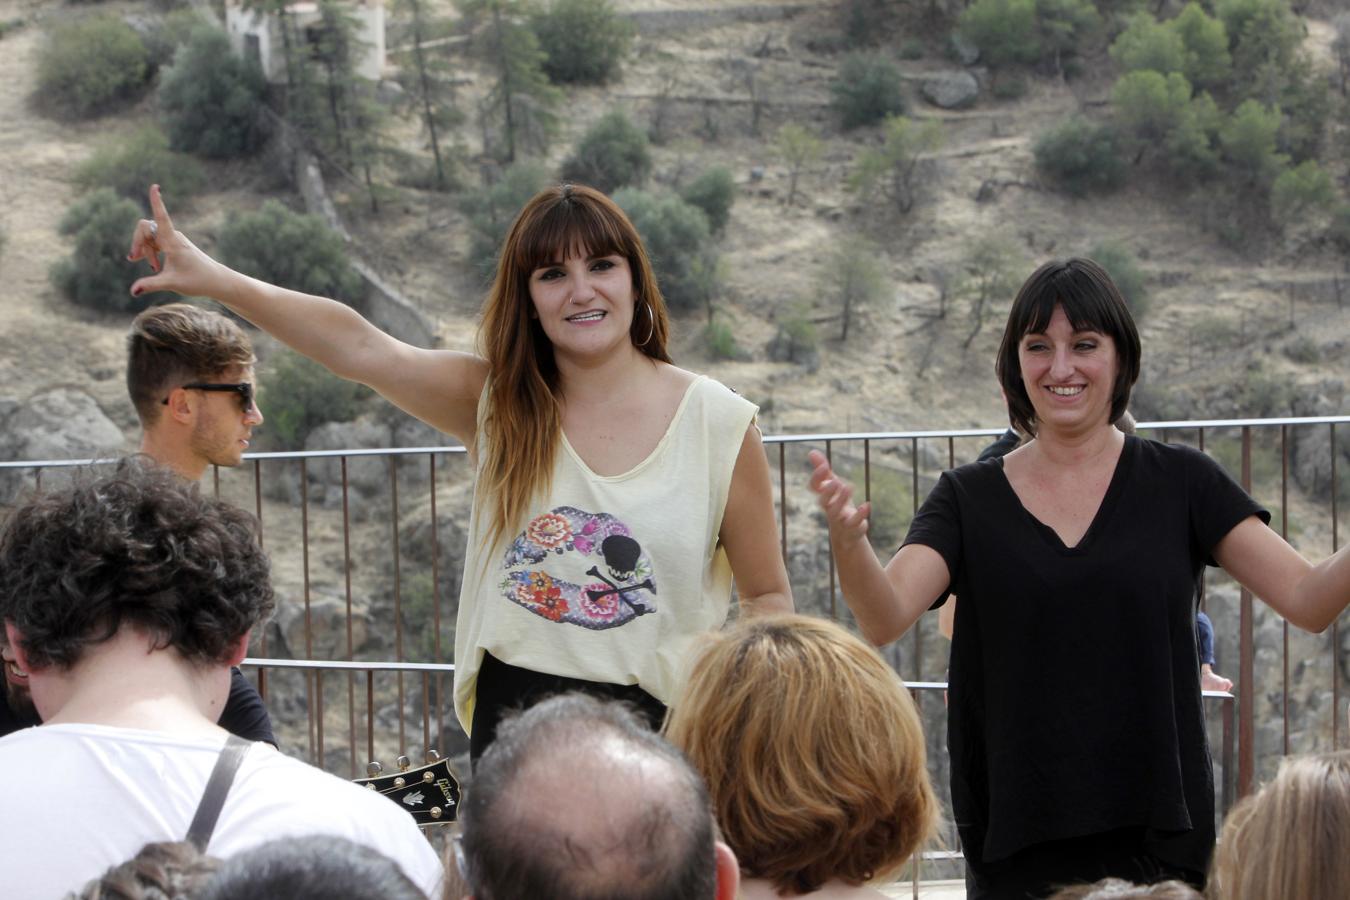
[0,723,444,899]
[453,374,757,731]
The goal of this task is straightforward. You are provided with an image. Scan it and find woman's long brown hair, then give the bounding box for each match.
[477,184,672,549]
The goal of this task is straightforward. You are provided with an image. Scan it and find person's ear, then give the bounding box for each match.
[163,387,195,424]
[713,841,740,900]
[225,630,251,668]
[3,621,33,674]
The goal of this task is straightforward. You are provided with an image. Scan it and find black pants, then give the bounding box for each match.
[469,652,666,764]
[965,828,1204,900]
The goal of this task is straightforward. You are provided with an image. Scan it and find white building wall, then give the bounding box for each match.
[224,0,385,85]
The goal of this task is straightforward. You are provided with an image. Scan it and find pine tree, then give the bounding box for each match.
[395,0,463,190]
[462,0,561,163]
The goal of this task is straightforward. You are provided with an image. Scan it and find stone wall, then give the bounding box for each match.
[292,153,439,349]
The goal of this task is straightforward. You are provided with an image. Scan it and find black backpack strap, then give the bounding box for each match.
[186,735,253,851]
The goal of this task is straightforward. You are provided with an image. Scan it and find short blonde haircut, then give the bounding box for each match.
[666,614,939,894]
[1208,750,1350,900]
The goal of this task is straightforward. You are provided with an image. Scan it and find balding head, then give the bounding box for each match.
[460,694,729,900]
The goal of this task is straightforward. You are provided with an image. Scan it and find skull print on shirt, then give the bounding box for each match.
[499,506,656,629]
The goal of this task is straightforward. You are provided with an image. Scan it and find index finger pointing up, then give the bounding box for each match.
[148,184,176,237]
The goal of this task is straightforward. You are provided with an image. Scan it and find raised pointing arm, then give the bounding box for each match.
[128,185,488,445]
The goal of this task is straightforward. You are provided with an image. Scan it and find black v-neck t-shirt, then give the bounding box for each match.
[903,435,1267,876]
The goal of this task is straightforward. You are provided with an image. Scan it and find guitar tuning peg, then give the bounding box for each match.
[396,755,411,772]
[366,761,383,778]
[425,749,440,764]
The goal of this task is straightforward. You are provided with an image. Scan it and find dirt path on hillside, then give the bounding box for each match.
[0,0,142,434]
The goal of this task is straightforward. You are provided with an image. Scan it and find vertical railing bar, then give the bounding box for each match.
[1197,427,1207,609]
[947,435,954,470]
[301,459,313,659]
[778,443,787,561]
[316,668,326,772]
[342,457,357,778]
[422,671,431,757]
[1331,424,1340,748]
[390,458,406,755]
[306,670,317,765]
[826,440,835,622]
[253,459,266,700]
[911,437,920,515]
[911,437,921,682]
[34,467,43,493]
[252,459,264,529]
[212,465,220,499]
[366,670,375,766]
[1222,697,1234,816]
[911,687,922,899]
[863,439,871,503]
[430,454,444,755]
[1281,425,1289,755]
[301,459,315,765]
[1238,426,1254,798]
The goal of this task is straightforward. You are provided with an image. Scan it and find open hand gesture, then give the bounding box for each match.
[127,184,229,300]
[807,449,871,544]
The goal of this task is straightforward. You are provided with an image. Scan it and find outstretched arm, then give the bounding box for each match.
[128,185,488,444]
[720,426,793,616]
[807,450,949,646]
[1214,516,1350,633]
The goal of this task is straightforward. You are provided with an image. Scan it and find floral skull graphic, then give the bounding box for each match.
[499,506,657,629]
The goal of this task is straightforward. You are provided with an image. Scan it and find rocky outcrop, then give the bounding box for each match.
[921,71,980,109]
[267,413,445,520]
[1289,381,1349,496]
[269,591,373,660]
[0,388,127,504]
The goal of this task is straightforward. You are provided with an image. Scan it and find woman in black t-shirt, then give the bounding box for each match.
[808,258,1350,899]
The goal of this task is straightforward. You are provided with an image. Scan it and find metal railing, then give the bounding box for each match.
[2,416,1345,845]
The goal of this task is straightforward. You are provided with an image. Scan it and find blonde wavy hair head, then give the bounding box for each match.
[665,614,939,894]
[1208,750,1350,900]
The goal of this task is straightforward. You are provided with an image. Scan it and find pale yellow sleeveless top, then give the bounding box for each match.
[453,375,757,732]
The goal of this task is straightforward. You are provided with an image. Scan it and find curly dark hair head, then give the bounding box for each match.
[0,457,274,671]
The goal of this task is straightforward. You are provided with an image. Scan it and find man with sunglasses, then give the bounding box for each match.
[0,305,277,746]
[128,303,276,746]
[130,304,265,480]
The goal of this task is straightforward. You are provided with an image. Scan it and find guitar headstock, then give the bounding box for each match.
[354,749,462,828]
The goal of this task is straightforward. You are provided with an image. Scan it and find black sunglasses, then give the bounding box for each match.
[161,382,255,412]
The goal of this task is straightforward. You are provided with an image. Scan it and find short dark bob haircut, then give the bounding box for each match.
[0,456,274,670]
[994,257,1142,438]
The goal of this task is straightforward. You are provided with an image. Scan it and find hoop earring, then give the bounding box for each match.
[637,302,656,347]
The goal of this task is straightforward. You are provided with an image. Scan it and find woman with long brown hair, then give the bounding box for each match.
[128,183,792,760]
